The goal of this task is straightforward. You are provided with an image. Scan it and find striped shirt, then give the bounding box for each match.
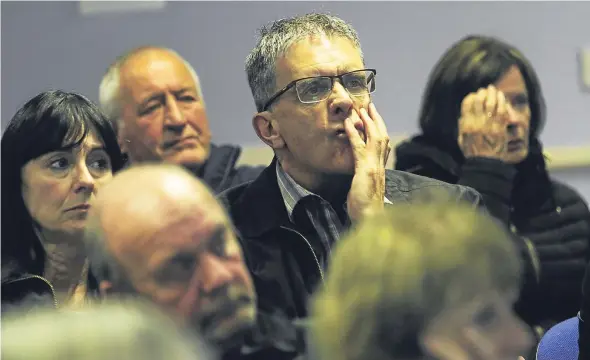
[276,162,391,268]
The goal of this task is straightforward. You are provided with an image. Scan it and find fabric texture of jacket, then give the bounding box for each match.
[200,143,265,194]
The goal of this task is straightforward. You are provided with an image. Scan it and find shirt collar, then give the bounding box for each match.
[276,161,317,220]
[276,161,393,218]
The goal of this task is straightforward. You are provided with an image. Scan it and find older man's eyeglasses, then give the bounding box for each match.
[262,69,377,111]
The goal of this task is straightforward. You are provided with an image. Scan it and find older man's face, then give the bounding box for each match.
[260,35,371,175]
[118,50,211,170]
[108,196,257,348]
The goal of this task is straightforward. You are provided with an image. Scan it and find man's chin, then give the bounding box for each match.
[199,304,257,350]
[164,149,209,170]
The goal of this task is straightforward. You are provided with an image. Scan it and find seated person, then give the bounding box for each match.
[1,90,125,312]
[83,164,302,360]
[99,46,263,193]
[311,201,533,360]
[395,35,590,331]
[219,13,482,323]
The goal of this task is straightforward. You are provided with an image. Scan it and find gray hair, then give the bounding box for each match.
[99,46,203,133]
[1,299,215,360]
[245,13,364,112]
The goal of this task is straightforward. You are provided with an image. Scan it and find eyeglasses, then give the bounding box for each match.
[262,69,377,111]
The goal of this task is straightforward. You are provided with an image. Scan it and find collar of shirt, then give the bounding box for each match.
[276,162,393,221]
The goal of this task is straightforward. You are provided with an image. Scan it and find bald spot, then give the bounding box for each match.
[91,164,223,259]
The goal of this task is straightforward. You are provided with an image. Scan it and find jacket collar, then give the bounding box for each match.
[201,143,242,193]
[228,157,292,239]
[395,135,462,177]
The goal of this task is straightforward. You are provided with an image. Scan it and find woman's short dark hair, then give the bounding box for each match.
[1,90,126,279]
[418,35,546,153]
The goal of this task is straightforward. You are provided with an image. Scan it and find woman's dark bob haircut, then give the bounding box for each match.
[1,90,126,278]
[418,35,546,153]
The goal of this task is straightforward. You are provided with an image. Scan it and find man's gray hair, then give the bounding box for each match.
[99,46,203,133]
[245,13,364,113]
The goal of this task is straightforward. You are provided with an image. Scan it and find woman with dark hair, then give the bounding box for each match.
[395,35,590,334]
[1,90,126,311]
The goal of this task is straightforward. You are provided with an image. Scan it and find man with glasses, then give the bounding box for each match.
[218,13,484,325]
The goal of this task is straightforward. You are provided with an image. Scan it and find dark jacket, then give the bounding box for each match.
[201,144,265,194]
[217,158,483,322]
[1,267,101,313]
[395,135,590,329]
[222,311,306,360]
[1,273,56,313]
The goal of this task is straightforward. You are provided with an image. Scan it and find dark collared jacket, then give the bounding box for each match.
[218,158,483,321]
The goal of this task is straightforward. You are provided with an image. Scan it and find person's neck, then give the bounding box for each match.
[37,228,88,296]
[280,160,352,206]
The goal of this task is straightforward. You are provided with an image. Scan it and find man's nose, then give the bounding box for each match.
[200,254,234,293]
[164,99,186,128]
[330,81,353,117]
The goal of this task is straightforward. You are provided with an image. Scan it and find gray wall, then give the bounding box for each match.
[2,1,589,199]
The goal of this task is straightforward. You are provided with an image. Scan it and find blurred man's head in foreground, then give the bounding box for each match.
[84,164,256,349]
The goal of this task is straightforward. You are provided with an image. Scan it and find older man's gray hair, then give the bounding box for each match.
[245,13,364,113]
[99,46,203,134]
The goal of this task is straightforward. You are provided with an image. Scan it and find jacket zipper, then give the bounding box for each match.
[522,236,541,284]
[4,275,58,308]
[280,226,325,282]
[510,223,541,285]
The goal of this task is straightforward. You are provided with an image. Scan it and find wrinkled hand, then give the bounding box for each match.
[345,103,391,223]
[458,85,512,162]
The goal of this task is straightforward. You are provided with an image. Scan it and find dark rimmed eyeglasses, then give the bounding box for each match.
[262,69,377,112]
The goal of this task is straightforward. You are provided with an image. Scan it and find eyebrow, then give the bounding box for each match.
[138,88,196,108]
[51,143,106,154]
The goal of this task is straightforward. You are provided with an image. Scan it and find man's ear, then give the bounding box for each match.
[252,111,286,150]
[98,280,113,298]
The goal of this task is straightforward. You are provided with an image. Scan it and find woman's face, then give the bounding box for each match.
[493,65,532,164]
[21,131,113,237]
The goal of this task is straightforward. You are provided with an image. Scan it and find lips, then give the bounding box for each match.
[163,136,199,150]
[66,204,90,211]
[335,121,366,141]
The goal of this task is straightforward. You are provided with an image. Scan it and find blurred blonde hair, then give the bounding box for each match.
[1,298,215,360]
[311,200,521,360]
